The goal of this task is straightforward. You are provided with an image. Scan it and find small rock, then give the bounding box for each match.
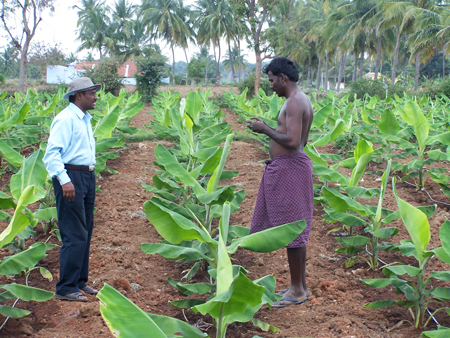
[130,283,141,291]
[116,277,131,291]
[138,143,147,149]
[80,302,101,317]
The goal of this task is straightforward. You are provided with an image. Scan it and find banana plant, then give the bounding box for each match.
[144,201,303,337]
[0,242,54,320]
[361,177,450,330]
[97,284,208,338]
[395,100,450,190]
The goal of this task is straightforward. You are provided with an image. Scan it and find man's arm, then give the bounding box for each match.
[246,99,303,150]
[43,117,76,201]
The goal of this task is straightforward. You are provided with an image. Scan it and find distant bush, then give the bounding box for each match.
[346,78,405,101]
[135,58,167,102]
[84,59,123,95]
[0,73,5,86]
[238,73,272,98]
[421,77,450,99]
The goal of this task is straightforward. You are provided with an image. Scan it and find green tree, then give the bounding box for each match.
[75,0,114,60]
[0,0,55,92]
[142,0,193,85]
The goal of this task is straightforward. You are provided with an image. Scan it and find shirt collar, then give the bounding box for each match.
[69,103,92,120]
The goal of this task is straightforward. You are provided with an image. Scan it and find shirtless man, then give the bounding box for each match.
[246,57,314,308]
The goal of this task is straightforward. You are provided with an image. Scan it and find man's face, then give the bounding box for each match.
[268,71,284,97]
[79,90,98,112]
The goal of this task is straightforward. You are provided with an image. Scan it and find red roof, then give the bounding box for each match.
[74,61,137,78]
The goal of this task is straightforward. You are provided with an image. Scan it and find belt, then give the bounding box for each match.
[64,164,95,171]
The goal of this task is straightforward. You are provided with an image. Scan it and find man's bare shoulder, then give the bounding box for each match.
[285,90,312,115]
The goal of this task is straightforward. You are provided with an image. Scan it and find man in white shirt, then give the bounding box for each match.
[43,77,100,302]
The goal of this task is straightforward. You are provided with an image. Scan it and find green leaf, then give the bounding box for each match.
[440,220,450,257]
[227,221,306,254]
[167,278,215,296]
[349,140,373,186]
[98,284,207,338]
[0,242,55,275]
[324,208,367,226]
[169,299,205,309]
[313,164,349,186]
[0,305,31,318]
[313,119,346,146]
[379,109,401,135]
[185,91,202,125]
[363,300,396,309]
[207,134,233,194]
[93,105,121,139]
[322,188,373,216]
[373,227,399,239]
[143,198,214,245]
[360,278,395,288]
[0,185,37,248]
[431,287,450,301]
[154,144,204,195]
[141,243,211,263]
[311,104,332,129]
[335,246,364,254]
[251,318,280,333]
[421,327,450,338]
[384,265,421,277]
[10,150,47,202]
[403,101,429,155]
[392,177,430,264]
[0,140,23,167]
[336,235,370,246]
[430,271,450,282]
[34,207,57,221]
[2,283,54,301]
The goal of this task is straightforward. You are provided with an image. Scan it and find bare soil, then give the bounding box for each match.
[1,88,450,338]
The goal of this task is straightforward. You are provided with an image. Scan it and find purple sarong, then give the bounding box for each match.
[249,152,313,248]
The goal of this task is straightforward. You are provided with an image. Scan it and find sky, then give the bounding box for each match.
[1,0,256,64]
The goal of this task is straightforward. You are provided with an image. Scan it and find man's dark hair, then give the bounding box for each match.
[263,57,299,82]
[68,94,76,103]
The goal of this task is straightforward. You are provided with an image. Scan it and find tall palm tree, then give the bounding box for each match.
[142,0,193,85]
[195,0,235,85]
[75,0,114,60]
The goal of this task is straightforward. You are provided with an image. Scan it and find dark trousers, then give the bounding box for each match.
[53,169,95,296]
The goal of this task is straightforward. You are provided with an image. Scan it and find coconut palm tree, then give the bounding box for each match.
[142,0,193,85]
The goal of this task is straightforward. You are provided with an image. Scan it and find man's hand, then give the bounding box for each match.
[245,117,268,134]
[62,182,75,201]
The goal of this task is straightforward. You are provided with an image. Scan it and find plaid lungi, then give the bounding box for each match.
[249,151,313,248]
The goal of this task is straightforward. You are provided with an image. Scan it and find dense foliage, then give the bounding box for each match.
[83,59,124,95]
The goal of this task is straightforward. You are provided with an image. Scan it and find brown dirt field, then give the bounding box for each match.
[1,90,450,338]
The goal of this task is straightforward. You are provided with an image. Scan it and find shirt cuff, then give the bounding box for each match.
[56,172,71,186]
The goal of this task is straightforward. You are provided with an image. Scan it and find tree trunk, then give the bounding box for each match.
[18,53,27,92]
[171,41,176,85]
[228,43,236,84]
[310,69,315,88]
[359,42,365,79]
[301,61,306,89]
[334,55,337,89]
[374,33,381,80]
[391,32,401,85]
[216,42,221,86]
[414,53,420,91]
[443,51,445,78]
[337,52,347,94]
[316,57,322,92]
[324,53,329,93]
[352,51,358,81]
[99,47,103,61]
[184,48,189,81]
[205,45,209,85]
[307,56,312,89]
[254,51,262,94]
[238,40,242,83]
[402,53,408,87]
